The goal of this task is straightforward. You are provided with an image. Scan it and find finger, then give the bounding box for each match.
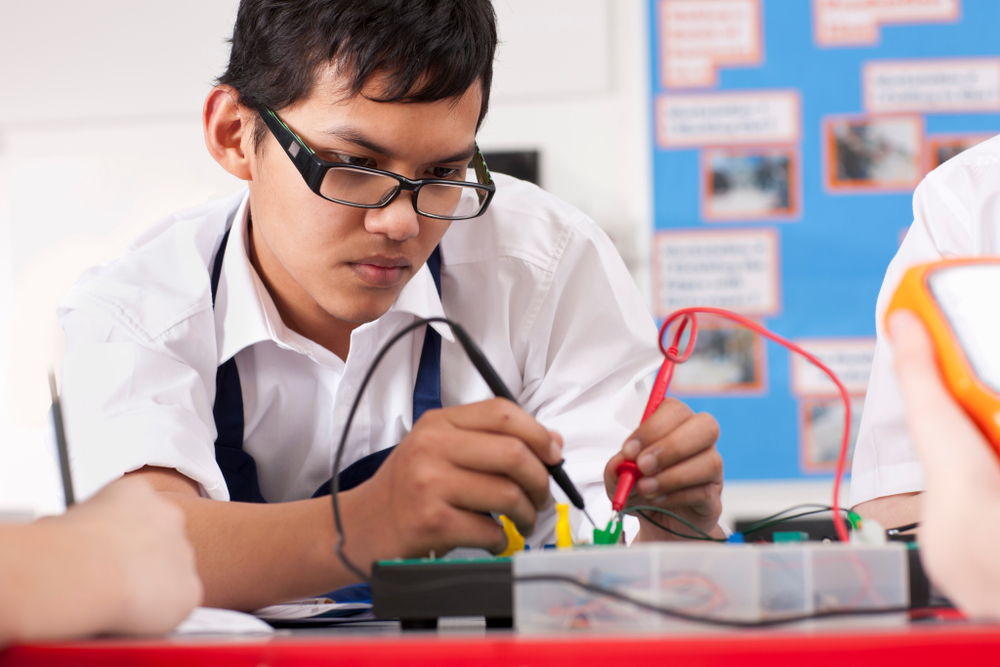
[635,447,723,499]
[443,467,539,537]
[438,398,562,465]
[646,483,723,517]
[623,398,696,458]
[889,309,993,470]
[889,309,951,416]
[604,450,627,490]
[443,432,551,511]
[413,506,508,556]
[634,412,720,477]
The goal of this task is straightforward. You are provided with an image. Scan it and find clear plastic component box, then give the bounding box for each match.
[512,542,908,632]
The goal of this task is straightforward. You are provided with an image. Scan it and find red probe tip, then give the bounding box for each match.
[611,461,640,512]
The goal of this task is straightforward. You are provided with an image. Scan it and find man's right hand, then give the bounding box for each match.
[124,398,564,609]
[340,397,563,566]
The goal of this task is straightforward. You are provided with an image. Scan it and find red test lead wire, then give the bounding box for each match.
[610,308,853,544]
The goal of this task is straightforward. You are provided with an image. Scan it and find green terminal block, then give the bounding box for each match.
[593,518,624,545]
[773,531,809,543]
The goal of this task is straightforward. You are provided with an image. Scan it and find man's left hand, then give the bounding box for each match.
[603,398,724,541]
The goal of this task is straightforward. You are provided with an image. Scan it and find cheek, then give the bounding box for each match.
[254,157,353,257]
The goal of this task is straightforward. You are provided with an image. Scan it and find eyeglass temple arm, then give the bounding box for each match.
[260,109,327,192]
[472,146,494,188]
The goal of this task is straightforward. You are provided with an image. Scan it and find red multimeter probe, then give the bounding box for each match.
[610,317,693,513]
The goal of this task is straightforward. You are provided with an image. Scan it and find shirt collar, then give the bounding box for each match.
[214,193,453,368]
[390,257,455,342]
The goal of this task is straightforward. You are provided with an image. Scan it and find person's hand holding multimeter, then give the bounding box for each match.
[888,258,1000,621]
[887,258,1000,454]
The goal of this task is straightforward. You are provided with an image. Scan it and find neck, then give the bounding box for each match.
[247,216,358,361]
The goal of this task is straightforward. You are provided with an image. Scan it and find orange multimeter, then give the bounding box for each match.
[886,258,1000,455]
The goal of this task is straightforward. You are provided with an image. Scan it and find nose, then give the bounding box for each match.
[363,192,420,242]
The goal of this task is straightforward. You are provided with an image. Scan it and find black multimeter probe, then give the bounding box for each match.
[449,325,596,528]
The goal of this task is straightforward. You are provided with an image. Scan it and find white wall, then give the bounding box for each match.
[0,0,841,526]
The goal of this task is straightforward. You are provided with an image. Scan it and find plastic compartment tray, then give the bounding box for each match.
[512,541,908,632]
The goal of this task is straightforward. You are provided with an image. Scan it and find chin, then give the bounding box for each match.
[327,299,397,325]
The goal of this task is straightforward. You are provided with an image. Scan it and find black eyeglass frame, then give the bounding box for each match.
[258,108,496,221]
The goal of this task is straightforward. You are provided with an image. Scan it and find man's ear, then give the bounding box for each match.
[204,85,253,181]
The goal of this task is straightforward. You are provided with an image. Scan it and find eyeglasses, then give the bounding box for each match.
[258,108,496,221]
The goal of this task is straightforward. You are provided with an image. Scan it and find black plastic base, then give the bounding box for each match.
[372,558,513,630]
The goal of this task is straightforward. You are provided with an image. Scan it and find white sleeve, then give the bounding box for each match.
[519,224,661,539]
[58,308,228,501]
[849,174,977,507]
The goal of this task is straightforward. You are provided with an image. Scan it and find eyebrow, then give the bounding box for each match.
[320,126,476,164]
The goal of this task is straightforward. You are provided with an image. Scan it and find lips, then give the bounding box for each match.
[350,255,410,287]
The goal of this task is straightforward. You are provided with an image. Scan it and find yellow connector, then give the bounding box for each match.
[497,515,525,556]
[556,503,574,548]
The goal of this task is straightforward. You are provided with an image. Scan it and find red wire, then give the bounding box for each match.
[647,307,853,543]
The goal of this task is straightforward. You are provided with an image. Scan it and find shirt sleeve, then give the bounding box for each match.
[849,172,978,507]
[519,222,662,540]
[58,308,228,501]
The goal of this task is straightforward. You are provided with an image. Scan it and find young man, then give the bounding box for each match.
[58,0,723,611]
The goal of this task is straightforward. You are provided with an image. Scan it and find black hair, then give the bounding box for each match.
[217,0,497,152]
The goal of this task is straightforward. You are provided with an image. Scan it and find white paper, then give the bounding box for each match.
[253,598,373,621]
[172,606,274,635]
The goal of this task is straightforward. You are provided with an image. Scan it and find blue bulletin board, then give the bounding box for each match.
[649,0,1000,480]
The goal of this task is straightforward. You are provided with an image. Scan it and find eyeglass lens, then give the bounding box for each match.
[319,168,487,218]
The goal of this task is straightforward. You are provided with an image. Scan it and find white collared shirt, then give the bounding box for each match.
[57,174,661,543]
[850,134,1000,507]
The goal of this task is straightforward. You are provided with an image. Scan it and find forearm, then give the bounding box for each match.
[164,492,371,611]
[853,492,922,531]
[0,522,125,645]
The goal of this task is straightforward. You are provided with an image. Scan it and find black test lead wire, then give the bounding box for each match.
[330,317,594,581]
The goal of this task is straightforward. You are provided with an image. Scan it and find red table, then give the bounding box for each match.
[4,624,1000,667]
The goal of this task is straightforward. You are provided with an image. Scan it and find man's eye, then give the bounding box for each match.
[332,153,376,169]
[430,166,463,180]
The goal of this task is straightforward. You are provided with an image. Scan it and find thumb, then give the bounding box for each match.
[888,309,988,467]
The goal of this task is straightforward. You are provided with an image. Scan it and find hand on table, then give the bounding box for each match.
[341,398,562,566]
[0,476,202,645]
[603,398,723,541]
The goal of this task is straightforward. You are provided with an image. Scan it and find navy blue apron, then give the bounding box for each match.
[209,226,443,504]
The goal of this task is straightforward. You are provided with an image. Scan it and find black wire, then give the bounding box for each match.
[632,505,854,542]
[635,509,722,541]
[330,317,459,582]
[741,504,851,533]
[743,508,854,535]
[887,522,920,535]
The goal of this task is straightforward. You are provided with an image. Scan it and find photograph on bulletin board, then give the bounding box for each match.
[927,133,993,170]
[670,318,767,397]
[799,397,865,474]
[824,115,923,192]
[701,147,799,222]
